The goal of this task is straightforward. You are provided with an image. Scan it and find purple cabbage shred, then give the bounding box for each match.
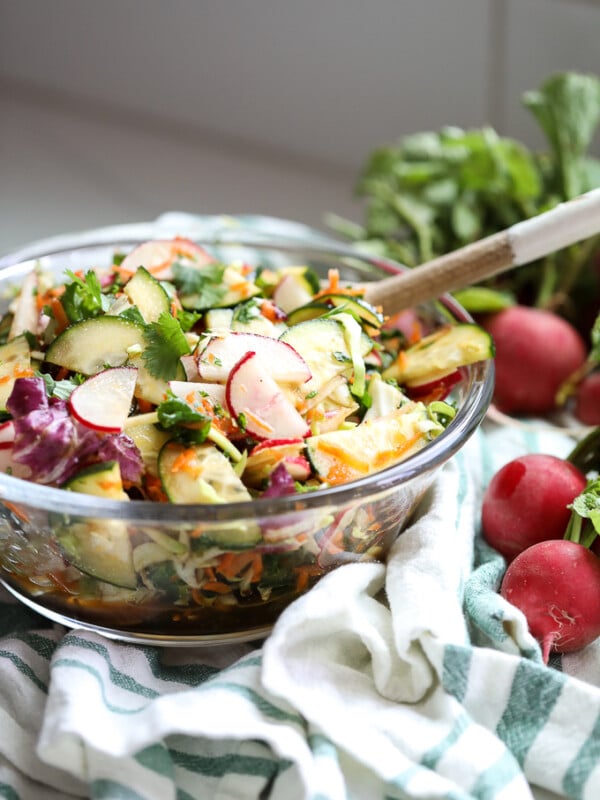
[7,377,143,486]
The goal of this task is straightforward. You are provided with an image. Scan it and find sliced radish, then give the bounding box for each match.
[249,437,305,455]
[272,273,313,314]
[226,352,310,440]
[168,380,226,407]
[0,421,15,451]
[118,238,213,280]
[197,332,311,384]
[69,367,138,433]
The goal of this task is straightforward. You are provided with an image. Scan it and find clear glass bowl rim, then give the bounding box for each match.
[0,229,494,522]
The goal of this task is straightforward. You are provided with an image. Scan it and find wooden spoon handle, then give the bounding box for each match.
[364,188,600,315]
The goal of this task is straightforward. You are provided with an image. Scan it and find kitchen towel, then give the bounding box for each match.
[0,215,598,800]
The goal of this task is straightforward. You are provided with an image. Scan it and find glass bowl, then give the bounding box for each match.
[0,227,493,645]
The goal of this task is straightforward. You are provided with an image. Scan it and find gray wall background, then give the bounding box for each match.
[2,0,599,251]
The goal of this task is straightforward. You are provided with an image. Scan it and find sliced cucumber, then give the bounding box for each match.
[159,441,252,504]
[45,316,146,375]
[128,352,186,405]
[285,302,331,326]
[123,266,170,323]
[279,318,372,397]
[159,441,261,549]
[58,461,136,589]
[64,460,129,499]
[124,416,171,477]
[309,293,384,332]
[0,336,31,410]
[382,323,494,386]
[205,307,234,333]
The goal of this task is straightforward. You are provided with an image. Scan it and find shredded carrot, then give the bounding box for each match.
[260,300,279,323]
[408,319,423,345]
[48,297,69,335]
[170,448,200,475]
[243,409,274,435]
[3,501,30,523]
[218,551,262,582]
[98,480,120,492]
[144,474,169,503]
[136,398,154,414]
[312,267,364,301]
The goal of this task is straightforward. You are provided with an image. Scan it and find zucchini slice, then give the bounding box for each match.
[58,461,136,589]
[158,441,252,505]
[123,266,170,323]
[279,318,373,397]
[45,316,146,375]
[382,323,494,386]
[0,336,32,410]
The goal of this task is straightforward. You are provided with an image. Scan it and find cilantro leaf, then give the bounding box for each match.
[142,312,190,380]
[156,394,211,444]
[61,269,109,323]
[172,261,227,309]
[36,370,84,400]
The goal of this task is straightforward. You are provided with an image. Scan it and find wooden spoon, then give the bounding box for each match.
[363,188,600,315]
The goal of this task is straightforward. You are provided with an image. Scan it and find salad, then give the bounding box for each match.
[0,237,492,634]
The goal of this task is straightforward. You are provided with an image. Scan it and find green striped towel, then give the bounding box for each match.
[0,216,599,800]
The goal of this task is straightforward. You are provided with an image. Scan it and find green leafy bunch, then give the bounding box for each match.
[329,72,600,320]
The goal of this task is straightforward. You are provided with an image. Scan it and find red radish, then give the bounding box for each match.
[574,372,600,426]
[168,380,226,407]
[482,454,587,561]
[69,367,138,432]
[406,370,462,402]
[481,306,586,414]
[226,351,310,440]
[197,332,311,384]
[500,540,600,663]
[118,237,212,280]
[0,421,15,450]
[245,438,308,485]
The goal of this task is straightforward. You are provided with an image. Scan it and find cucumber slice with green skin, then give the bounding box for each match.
[158,441,261,549]
[309,293,384,332]
[124,415,171,477]
[0,336,31,410]
[58,461,137,589]
[128,352,186,405]
[159,441,253,505]
[285,302,332,326]
[123,266,170,323]
[45,316,146,375]
[382,323,494,386]
[279,318,373,398]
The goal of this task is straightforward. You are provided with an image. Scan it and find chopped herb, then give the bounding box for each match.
[333,351,352,364]
[156,394,212,444]
[61,269,109,323]
[172,261,227,309]
[119,305,146,325]
[176,308,202,332]
[142,312,191,380]
[236,412,247,432]
[233,299,262,324]
[37,371,84,400]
